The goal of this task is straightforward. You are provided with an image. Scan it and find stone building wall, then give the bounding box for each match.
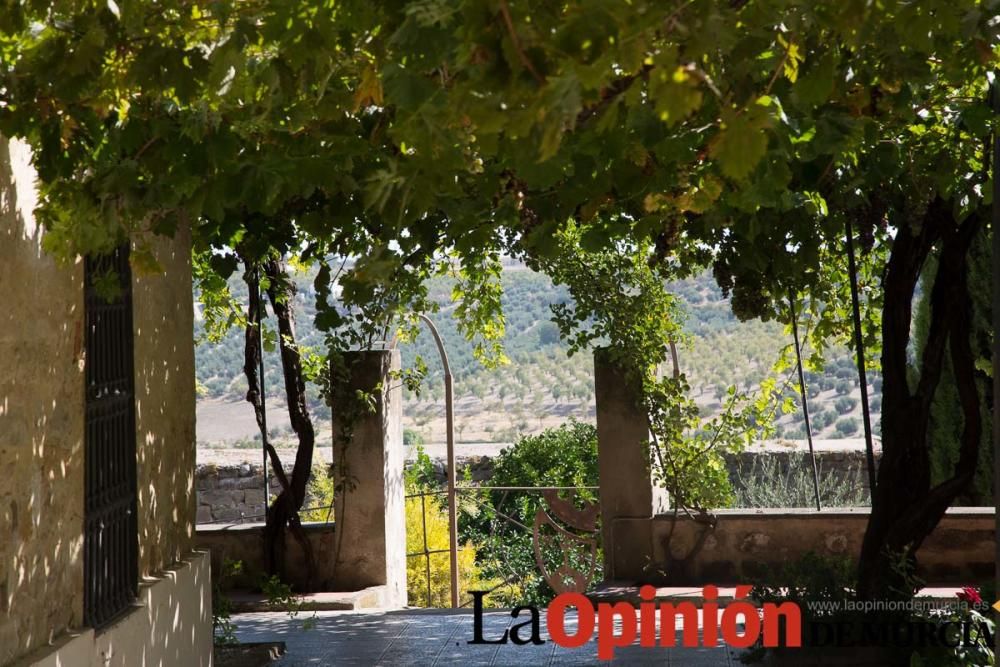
[0,136,204,665]
[0,137,87,663]
[133,226,198,576]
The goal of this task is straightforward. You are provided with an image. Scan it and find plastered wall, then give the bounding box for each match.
[0,137,86,664]
[133,226,197,576]
[0,137,203,666]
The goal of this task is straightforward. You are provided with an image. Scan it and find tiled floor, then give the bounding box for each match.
[233,609,742,666]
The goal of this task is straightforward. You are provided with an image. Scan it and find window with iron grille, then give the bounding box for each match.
[83,245,138,628]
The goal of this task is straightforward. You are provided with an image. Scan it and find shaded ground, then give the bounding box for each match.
[215,642,286,667]
[232,609,739,666]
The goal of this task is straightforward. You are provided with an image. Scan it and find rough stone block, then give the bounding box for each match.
[244,490,265,507]
[196,506,213,525]
[237,476,264,490]
[214,507,244,523]
[200,491,238,508]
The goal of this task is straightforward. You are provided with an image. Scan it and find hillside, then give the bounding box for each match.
[194,265,881,449]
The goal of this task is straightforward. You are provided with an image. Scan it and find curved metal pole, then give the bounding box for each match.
[989,73,999,646]
[417,314,459,608]
[789,294,822,512]
[845,218,878,497]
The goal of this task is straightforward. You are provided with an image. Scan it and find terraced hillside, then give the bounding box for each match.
[195,264,880,449]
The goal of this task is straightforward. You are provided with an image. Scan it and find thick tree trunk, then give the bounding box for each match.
[261,257,317,589]
[857,200,984,598]
[241,258,318,590]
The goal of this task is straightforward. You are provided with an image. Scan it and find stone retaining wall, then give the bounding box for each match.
[196,523,337,592]
[195,464,279,524]
[640,507,994,585]
[195,448,875,523]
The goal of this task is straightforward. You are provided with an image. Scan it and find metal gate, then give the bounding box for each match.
[403,317,602,609]
[83,245,138,628]
[406,484,601,608]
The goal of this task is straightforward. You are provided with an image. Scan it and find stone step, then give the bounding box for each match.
[228,585,387,612]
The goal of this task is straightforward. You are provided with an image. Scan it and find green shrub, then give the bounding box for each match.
[835,417,859,437]
[405,445,439,490]
[732,451,869,508]
[834,396,857,414]
[459,421,600,607]
[748,552,995,665]
[405,490,501,607]
[752,551,857,617]
[810,409,834,430]
[301,463,335,523]
[404,447,497,607]
[490,426,520,443]
[213,559,243,645]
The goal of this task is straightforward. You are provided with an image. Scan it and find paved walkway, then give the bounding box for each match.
[234,609,742,666]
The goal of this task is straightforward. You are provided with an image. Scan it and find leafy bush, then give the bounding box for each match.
[213,559,243,645]
[732,452,869,508]
[490,425,520,443]
[406,445,439,489]
[835,417,859,437]
[405,467,498,607]
[749,552,996,665]
[810,409,834,430]
[783,426,805,439]
[301,463,335,523]
[403,428,424,447]
[744,552,860,662]
[834,396,857,414]
[459,421,600,607]
[213,560,316,644]
[752,551,857,618]
[487,420,598,490]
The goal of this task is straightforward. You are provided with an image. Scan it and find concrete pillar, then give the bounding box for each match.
[330,350,406,607]
[594,348,668,580]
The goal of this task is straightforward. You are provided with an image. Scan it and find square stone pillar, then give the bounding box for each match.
[330,350,406,607]
[594,348,668,580]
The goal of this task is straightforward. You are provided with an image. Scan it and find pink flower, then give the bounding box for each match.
[957,587,982,605]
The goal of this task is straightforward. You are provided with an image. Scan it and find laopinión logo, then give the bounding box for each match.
[468,586,995,660]
[469,585,801,660]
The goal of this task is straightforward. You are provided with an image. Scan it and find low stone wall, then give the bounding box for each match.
[195,464,273,524]
[607,507,994,586]
[196,522,337,592]
[197,507,992,595]
[195,449,872,523]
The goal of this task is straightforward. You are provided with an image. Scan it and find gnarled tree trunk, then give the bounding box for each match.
[242,257,318,590]
[857,198,985,598]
